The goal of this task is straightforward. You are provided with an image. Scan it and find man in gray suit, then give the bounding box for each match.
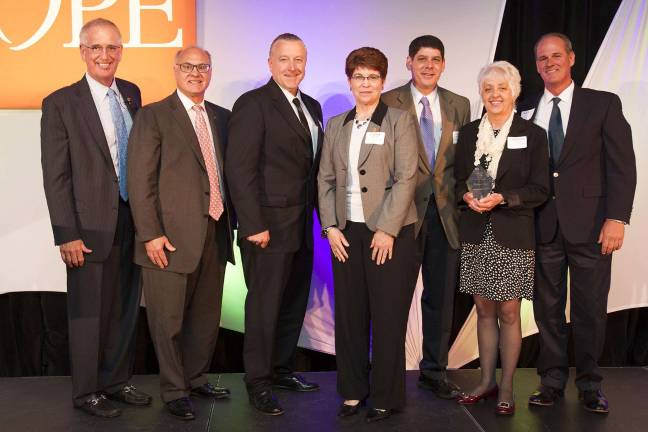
[382,35,471,399]
[128,46,235,421]
[41,18,151,417]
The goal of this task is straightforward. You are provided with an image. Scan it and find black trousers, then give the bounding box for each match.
[333,222,416,409]
[241,238,313,391]
[67,199,141,406]
[415,197,459,378]
[142,217,227,402]
[534,226,612,391]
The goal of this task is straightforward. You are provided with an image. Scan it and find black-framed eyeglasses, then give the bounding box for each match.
[351,74,381,83]
[81,44,122,54]
[177,63,211,73]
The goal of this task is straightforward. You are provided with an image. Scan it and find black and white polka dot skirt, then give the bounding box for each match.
[459,221,534,301]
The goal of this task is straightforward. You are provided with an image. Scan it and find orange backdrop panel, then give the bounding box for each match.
[0,0,196,109]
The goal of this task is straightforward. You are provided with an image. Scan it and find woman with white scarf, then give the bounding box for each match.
[454,61,549,415]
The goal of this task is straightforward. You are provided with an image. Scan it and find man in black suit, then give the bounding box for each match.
[41,18,151,417]
[521,33,636,414]
[226,33,323,416]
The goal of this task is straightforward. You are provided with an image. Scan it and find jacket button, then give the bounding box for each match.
[204,214,209,218]
[361,187,368,193]
[552,196,556,200]
[204,191,209,195]
[553,172,559,178]
[359,169,366,175]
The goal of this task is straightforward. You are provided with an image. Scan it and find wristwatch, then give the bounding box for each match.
[321,226,335,238]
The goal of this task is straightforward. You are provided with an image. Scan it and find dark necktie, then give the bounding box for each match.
[292,97,311,133]
[548,97,564,163]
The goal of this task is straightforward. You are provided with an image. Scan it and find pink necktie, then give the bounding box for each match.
[192,105,224,220]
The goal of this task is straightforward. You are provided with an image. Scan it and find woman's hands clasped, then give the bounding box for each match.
[326,228,395,265]
[463,192,504,213]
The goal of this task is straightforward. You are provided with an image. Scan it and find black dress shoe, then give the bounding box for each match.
[273,374,320,392]
[338,402,361,417]
[528,385,564,407]
[580,390,609,414]
[166,397,195,420]
[249,389,284,416]
[78,394,121,418]
[417,375,460,399]
[106,384,152,406]
[365,408,391,423]
[191,383,231,399]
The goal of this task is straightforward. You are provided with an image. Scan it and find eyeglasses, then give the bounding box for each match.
[351,74,382,83]
[177,63,211,73]
[81,44,122,54]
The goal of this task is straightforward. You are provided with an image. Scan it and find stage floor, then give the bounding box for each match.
[1,368,646,432]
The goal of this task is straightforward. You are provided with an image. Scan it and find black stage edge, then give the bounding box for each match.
[1,368,647,432]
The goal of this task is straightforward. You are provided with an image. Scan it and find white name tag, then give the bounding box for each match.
[520,109,535,120]
[507,136,527,149]
[452,131,459,144]
[365,131,385,145]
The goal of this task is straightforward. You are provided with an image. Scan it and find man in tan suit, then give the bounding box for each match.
[382,35,471,398]
[128,46,235,420]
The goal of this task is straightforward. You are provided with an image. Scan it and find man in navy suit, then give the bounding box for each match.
[521,33,636,414]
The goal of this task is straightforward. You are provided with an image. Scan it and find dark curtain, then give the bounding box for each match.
[3,0,645,378]
[495,0,622,101]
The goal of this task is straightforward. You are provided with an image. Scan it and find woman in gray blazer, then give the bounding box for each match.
[317,47,418,423]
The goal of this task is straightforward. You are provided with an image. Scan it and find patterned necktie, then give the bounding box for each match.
[548,97,564,163]
[420,96,436,170]
[107,89,131,201]
[192,105,224,220]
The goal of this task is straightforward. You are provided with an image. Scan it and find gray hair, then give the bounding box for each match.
[534,32,573,56]
[268,33,304,57]
[174,46,212,63]
[477,60,521,100]
[79,18,121,45]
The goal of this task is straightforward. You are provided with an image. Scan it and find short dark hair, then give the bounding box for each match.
[345,47,388,79]
[408,35,445,59]
[269,33,304,56]
[534,32,573,56]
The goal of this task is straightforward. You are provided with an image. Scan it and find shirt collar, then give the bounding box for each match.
[86,72,118,99]
[275,80,303,105]
[410,82,438,107]
[542,80,574,105]
[176,89,205,112]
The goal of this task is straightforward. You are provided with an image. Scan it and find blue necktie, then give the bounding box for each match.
[420,97,436,170]
[107,89,132,201]
[548,97,564,163]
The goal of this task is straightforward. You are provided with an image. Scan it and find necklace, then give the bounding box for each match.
[354,116,370,129]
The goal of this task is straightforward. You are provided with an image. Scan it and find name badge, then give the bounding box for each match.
[452,131,459,144]
[520,109,535,120]
[507,136,527,149]
[365,132,385,145]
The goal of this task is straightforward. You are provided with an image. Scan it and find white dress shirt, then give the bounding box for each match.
[346,119,370,223]
[533,80,574,136]
[176,89,225,196]
[410,83,442,156]
[86,73,131,177]
[277,83,319,156]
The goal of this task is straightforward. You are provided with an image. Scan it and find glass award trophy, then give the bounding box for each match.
[467,165,494,200]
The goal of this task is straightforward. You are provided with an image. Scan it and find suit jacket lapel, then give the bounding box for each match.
[358,122,380,168]
[205,104,225,174]
[267,79,312,147]
[169,93,207,171]
[301,96,320,160]
[116,80,137,120]
[495,115,524,180]
[75,78,115,174]
[559,87,586,165]
[436,88,455,176]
